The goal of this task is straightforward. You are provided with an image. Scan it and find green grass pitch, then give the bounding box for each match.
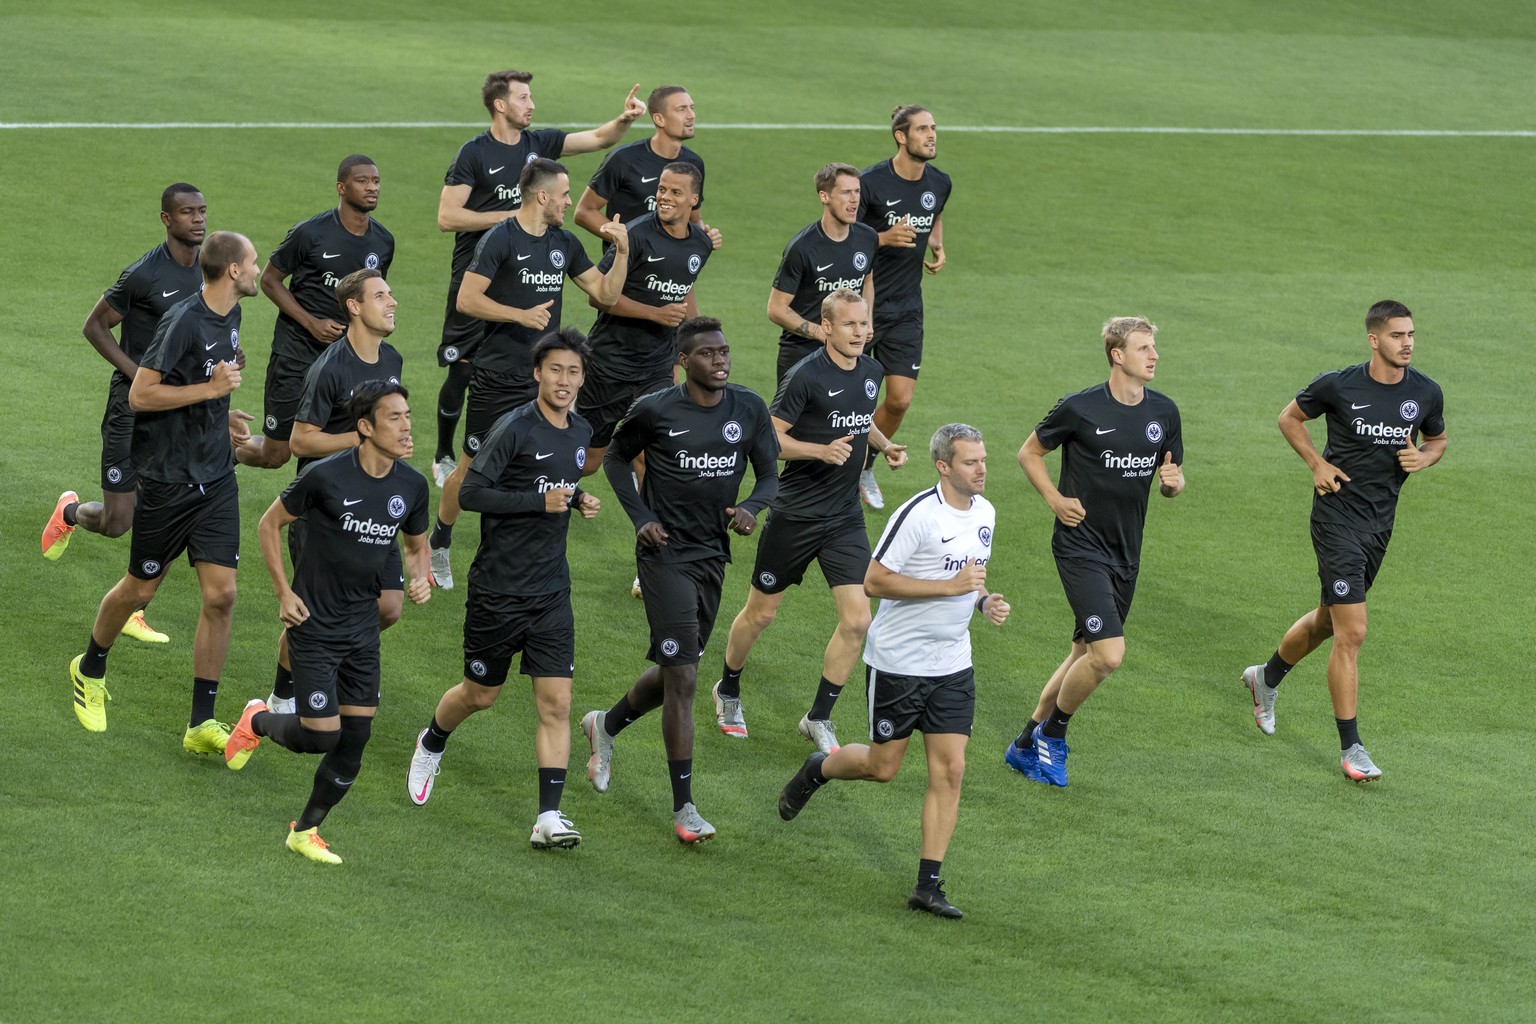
[3,2,1534,1021]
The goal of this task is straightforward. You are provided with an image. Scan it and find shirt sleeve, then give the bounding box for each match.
[1165,404,1185,466]
[101,261,143,318]
[1420,382,1446,437]
[466,224,508,279]
[588,146,624,198]
[768,363,809,424]
[293,359,334,428]
[268,219,308,275]
[871,500,929,573]
[1295,370,1338,419]
[405,474,431,535]
[278,466,321,517]
[137,306,191,376]
[533,128,569,159]
[444,141,479,187]
[1033,394,1078,451]
[770,237,806,296]
[736,402,781,516]
[564,231,596,278]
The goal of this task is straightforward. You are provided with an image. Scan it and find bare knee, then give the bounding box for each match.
[201,581,237,618]
[933,755,966,791]
[1333,620,1367,649]
[1090,645,1124,675]
[743,601,779,633]
[882,391,913,417]
[460,681,501,712]
[869,758,902,784]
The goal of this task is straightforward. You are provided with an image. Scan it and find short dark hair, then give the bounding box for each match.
[677,316,723,352]
[814,162,859,194]
[337,154,376,182]
[1366,300,1413,333]
[347,379,409,432]
[647,84,688,117]
[483,69,533,114]
[336,268,383,312]
[531,327,591,370]
[891,103,930,139]
[198,231,249,282]
[161,182,202,213]
[661,161,702,196]
[519,157,567,197]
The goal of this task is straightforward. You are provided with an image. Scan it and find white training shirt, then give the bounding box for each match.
[863,485,996,677]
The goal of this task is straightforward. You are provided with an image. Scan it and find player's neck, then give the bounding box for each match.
[892,151,927,181]
[683,379,724,407]
[650,132,681,159]
[819,211,851,242]
[490,120,523,146]
[201,281,240,317]
[660,215,690,239]
[164,235,198,267]
[355,441,393,478]
[335,203,371,236]
[514,206,549,237]
[936,476,973,509]
[1367,356,1406,385]
[345,328,382,362]
[824,345,858,371]
[1106,371,1146,406]
[536,397,570,428]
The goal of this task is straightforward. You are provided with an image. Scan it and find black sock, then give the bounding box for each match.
[1014,720,1040,750]
[668,758,693,811]
[254,713,338,754]
[805,755,828,787]
[435,410,462,464]
[1336,717,1361,749]
[917,858,942,891]
[63,501,81,526]
[298,770,348,830]
[298,717,370,830]
[1263,652,1294,688]
[272,664,294,701]
[717,663,744,700]
[1042,704,1072,740]
[435,362,469,462]
[82,636,111,678]
[429,518,453,550]
[537,767,567,814]
[189,677,219,727]
[807,676,842,721]
[422,716,452,754]
[605,694,637,736]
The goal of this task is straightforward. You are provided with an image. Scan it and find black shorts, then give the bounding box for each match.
[866,665,975,742]
[438,275,486,367]
[462,586,576,685]
[128,473,240,579]
[289,622,381,713]
[1311,520,1391,606]
[578,370,673,448]
[776,338,820,384]
[287,515,403,592]
[869,308,924,380]
[637,557,725,666]
[262,351,313,441]
[464,369,536,456]
[100,376,137,493]
[1056,556,1138,643]
[751,511,870,593]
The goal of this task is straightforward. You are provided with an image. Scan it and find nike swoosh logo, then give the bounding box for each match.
[161,290,179,298]
[941,535,958,543]
[640,176,658,183]
[679,773,691,780]
[647,255,666,262]
[668,429,689,437]
[517,254,532,261]
[910,364,920,370]
[1095,427,1115,435]
[885,199,901,206]
[343,498,363,506]
[336,779,355,788]
[321,252,341,259]
[488,165,506,174]
[815,263,834,272]
[1351,403,1371,410]
[535,452,554,460]
[204,341,219,351]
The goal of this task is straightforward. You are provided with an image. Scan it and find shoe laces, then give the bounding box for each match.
[307,830,331,850]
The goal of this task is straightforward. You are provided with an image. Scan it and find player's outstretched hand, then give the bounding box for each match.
[882,443,908,470]
[725,506,757,536]
[1396,436,1427,473]
[407,577,431,605]
[599,215,630,256]
[278,590,309,627]
[619,83,644,123]
[1313,458,1350,494]
[1049,494,1086,527]
[576,493,601,519]
[517,300,555,331]
[209,360,242,397]
[703,223,723,250]
[545,487,575,513]
[822,435,854,465]
[949,561,987,596]
[924,243,946,274]
[637,521,669,547]
[981,592,1011,625]
[882,216,918,248]
[228,408,255,447]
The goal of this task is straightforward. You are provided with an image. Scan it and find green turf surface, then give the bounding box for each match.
[4,3,1534,1022]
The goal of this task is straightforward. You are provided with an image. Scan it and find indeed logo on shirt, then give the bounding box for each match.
[677,450,738,473]
[645,274,693,298]
[341,512,401,543]
[536,475,579,493]
[828,409,873,432]
[1352,418,1411,444]
[519,269,564,288]
[1101,450,1156,477]
[884,211,935,231]
[495,184,522,203]
[815,274,866,292]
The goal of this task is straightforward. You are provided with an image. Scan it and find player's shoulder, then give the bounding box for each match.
[292,208,337,234]
[378,341,405,374]
[860,157,895,180]
[889,484,943,523]
[677,144,705,169]
[458,130,495,156]
[684,221,713,249]
[724,382,771,412]
[119,242,169,279]
[568,409,593,435]
[856,353,885,378]
[1143,386,1181,414]
[306,448,355,481]
[158,290,205,329]
[783,220,820,251]
[626,210,662,236]
[367,217,395,244]
[389,458,430,492]
[630,382,681,414]
[970,493,997,519]
[527,126,568,151]
[1403,365,1443,395]
[923,164,953,190]
[850,221,880,243]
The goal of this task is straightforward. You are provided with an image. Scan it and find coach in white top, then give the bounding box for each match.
[776,423,1010,920]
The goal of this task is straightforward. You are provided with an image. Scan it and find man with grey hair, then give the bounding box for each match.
[1003,316,1184,788]
[778,422,1007,919]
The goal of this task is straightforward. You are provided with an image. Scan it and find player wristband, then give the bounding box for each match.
[976,593,989,613]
